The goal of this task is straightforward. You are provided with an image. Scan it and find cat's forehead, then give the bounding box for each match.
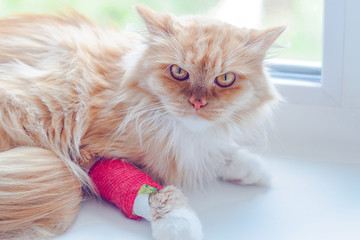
[172,18,247,74]
[176,17,242,47]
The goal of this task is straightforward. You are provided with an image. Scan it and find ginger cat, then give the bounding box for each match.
[0,5,283,240]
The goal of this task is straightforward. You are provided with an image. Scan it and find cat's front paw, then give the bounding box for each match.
[149,186,203,240]
[151,207,203,240]
[220,149,271,186]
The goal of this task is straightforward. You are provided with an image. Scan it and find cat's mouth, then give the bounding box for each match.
[176,114,213,133]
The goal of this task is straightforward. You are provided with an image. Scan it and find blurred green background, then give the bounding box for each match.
[263,0,323,62]
[0,0,322,62]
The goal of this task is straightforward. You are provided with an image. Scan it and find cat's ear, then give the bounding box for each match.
[247,26,286,55]
[134,5,174,37]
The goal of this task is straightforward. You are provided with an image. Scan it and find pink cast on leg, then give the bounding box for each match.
[88,159,163,219]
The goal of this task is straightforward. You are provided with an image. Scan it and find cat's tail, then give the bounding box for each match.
[0,147,82,240]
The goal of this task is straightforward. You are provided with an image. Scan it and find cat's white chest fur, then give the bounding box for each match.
[176,114,214,133]
[151,114,238,188]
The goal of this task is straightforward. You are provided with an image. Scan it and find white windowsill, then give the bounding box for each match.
[55,155,360,240]
[273,79,339,106]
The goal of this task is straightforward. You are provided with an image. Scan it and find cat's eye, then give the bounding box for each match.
[215,72,236,87]
[170,64,189,81]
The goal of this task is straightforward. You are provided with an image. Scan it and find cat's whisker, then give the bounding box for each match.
[227,110,270,145]
[169,36,186,57]
[91,117,125,127]
[102,102,168,156]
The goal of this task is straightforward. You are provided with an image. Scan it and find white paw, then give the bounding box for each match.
[151,207,203,240]
[220,149,271,185]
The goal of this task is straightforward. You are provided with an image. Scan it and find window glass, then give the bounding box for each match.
[0,0,218,26]
[0,0,322,63]
[212,0,323,63]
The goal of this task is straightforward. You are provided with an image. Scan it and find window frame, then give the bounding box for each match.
[271,0,349,107]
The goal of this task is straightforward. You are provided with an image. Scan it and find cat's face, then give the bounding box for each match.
[134,6,284,131]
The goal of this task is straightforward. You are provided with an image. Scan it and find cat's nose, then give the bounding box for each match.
[188,96,207,111]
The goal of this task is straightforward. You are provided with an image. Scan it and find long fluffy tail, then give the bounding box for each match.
[0,147,82,240]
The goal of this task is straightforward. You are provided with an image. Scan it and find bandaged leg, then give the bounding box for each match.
[88,159,162,220]
[88,158,203,240]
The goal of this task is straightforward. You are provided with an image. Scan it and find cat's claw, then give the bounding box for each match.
[220,149,271,186]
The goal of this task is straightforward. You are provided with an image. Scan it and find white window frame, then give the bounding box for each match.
[266,0,360,163]
[273,0,359,108]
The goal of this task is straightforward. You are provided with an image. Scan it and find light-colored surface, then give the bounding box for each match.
[55,156,360,240]
[267,103,360,164]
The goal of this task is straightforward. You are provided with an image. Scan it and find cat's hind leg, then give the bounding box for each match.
[0,147,82,240]
[219,149,271,185]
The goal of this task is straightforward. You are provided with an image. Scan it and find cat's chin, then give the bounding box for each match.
[176,114,213,133]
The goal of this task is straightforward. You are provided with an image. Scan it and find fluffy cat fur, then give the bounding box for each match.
[0,5,284,240]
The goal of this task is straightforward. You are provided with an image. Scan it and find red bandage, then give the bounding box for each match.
[88,159,163,219]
